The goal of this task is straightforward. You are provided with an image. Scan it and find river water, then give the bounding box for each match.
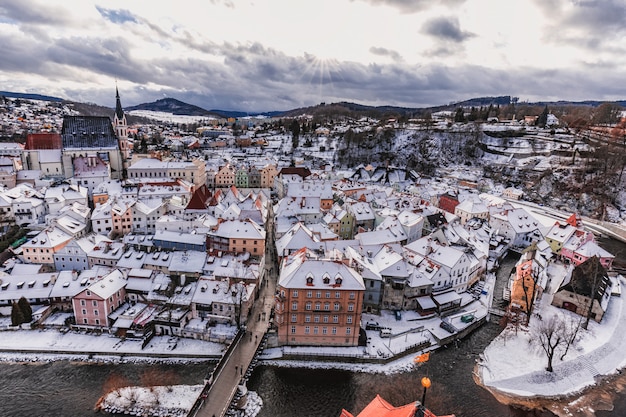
[0,360,209,417]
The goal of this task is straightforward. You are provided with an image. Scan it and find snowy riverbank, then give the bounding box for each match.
[476,276,626,415]
[0,327,227,363]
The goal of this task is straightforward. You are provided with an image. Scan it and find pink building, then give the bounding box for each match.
[72,269,127,328]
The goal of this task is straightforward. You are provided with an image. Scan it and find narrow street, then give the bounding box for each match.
[193,210,278,417]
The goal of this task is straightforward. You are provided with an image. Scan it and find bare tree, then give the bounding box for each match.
[559,314,583,361]
[531,314,566,372]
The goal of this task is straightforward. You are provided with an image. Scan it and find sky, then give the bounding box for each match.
[1,0,626,112]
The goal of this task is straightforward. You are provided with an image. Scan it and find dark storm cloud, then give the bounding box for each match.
[354,0,466,13]
[0,0,74,25]
[421,17,474,42]
[369,47,403,62]
[49,38,626,112]
[95,6,138,24]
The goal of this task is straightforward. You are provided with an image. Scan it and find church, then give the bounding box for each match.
[60,87,130,180]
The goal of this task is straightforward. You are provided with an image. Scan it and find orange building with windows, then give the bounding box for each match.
[274,249,365,347]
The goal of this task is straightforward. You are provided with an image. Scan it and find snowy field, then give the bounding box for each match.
[478,276,626,397]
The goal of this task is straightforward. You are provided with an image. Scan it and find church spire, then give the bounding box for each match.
[115,85,125,121]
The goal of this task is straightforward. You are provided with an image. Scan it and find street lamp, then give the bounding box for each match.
[420,377,431,407]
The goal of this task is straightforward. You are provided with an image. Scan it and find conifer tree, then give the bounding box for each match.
[11,302,24,326]
[18,296,32,323]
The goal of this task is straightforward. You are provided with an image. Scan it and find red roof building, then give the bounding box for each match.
[340,395,455,417]
[26,133,62,150]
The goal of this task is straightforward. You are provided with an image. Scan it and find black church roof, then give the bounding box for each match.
[61,116,119,149]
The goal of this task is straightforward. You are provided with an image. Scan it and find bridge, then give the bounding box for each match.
[187,262,277,417]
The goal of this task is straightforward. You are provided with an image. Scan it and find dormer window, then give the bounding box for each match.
[323,277,330,285]
[335,277,342,286]
[306,273,314,286]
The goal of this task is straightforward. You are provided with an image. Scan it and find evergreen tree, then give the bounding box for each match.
[537,105,549,127]
[290,119,300,148]
[454,107,465,123]
[11,302,24,326]
[467,107,478,122]
[18,296,32,323]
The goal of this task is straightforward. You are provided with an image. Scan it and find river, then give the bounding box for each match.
[0,360,210,417]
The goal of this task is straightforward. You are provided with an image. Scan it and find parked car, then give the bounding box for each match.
[379,327,392,338]
[365,321,381,330]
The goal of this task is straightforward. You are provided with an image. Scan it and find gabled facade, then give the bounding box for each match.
[20,227,73,265]
[275,250,365,347]
[208,219,266,256]
[72,269,127,328]
[551,256,611,323]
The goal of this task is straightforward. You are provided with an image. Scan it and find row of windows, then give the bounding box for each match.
[292,290,342,299]
[290,326,352,335]
[290,301,354,311]
[290,314,354,324]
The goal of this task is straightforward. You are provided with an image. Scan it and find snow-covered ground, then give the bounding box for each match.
[0,327,225,363]
[477,276,626,398]
[97,384,203,417]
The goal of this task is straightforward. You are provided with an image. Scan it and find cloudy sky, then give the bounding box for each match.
[1,0,625,112]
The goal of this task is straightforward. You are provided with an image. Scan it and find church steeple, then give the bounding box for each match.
[115,86,125,121]
[113,85,130,177]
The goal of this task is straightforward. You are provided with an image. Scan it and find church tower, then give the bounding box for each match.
[113,86,130,177]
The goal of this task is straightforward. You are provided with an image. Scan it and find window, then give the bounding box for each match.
[315,302,321,311]
[346,327,352,335]
[349,292,355,299]
[323,315,329,323]
[307,291,312,298]
[304,326,310,334]
[94,310,99,316]
[348,303,354,312]
[332,327,337,335]
[291,314,297,322]
[82,309,86,315]
[292,290,298,297]
[334,302,340,311]
[291,326,296,334]
[305,302,311,311]
[347,316,353,324]
[313,326,319,334]
[314,315,320,323]
[324,302,330,311]
[325,291,330,298]
[335,292,340,298]
[291,302,298,310]
[92,300,98,307]
[305,315,311,323]
[80,300,86,306]
[333,315,338,323]
[322,327,327,335]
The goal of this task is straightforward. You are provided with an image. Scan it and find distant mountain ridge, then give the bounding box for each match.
[2,90,626,119]
[125,98,223,118]
[0,91,64,102]
[125,97,285,119]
